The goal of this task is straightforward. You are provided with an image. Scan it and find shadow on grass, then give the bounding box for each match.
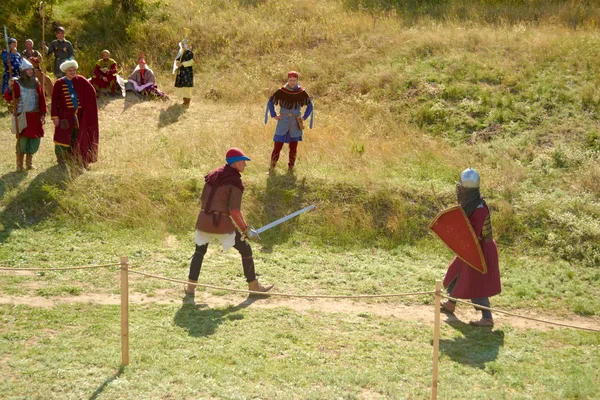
[96,92,124,110]
[173,296,258,338]
[122,91,148,112]
[123,90,169,113]
[0,165,70,242]
[439,319,505,369]
[258,169,307,252]
[158,104,186,128]
[0,171,28,200]
[88,365,125,400]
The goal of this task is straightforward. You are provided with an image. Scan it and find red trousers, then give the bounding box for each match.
[271,141,298,168]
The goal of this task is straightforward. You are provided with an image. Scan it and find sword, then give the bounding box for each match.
[250,205,315,239]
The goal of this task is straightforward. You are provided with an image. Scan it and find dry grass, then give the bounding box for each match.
[0,0,598,256]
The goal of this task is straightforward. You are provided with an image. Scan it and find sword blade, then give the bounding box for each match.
[255,205,315,235]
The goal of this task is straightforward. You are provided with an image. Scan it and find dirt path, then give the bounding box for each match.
[1,290,599,332]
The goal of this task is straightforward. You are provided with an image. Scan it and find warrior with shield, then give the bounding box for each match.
[185,148,274,298]
[432,168,501,327]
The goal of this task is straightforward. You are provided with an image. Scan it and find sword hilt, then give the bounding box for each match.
[243,226,260,241]
[252,226,261,241]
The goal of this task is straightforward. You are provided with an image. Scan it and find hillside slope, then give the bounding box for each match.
[0,0,598,264]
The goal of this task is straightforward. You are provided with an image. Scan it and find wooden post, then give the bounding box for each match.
[431,280,441,400]
[40,2,45,95]
[120,255,129,366]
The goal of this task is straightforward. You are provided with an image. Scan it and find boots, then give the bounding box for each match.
[184,280,197,296]
[182,98,191,107]
[469,318,494,327]
[440,300,456,313]
[25,154,35,170]
[16,153,24,172]
[248,279,273,297]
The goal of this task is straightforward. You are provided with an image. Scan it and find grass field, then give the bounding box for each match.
[1,0,600,398]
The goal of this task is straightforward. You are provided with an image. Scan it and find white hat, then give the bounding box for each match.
[20,58,34,71]
[60,59,79,72]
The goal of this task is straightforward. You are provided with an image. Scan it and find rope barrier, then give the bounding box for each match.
[0,263,122,271]
[1,262,598,333]
[442,295,600,333]
[128,270,436,299]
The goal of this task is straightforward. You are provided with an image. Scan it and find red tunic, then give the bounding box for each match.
[195,165,247,234]
[51,75,99,164]
[3,82,46,139]
[90,59,117,91]
[443,205,501,299]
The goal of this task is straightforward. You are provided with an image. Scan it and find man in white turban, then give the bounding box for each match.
[50,59,99,169]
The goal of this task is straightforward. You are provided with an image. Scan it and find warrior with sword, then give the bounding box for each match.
[185,148,274,298]
[185,147,315,298]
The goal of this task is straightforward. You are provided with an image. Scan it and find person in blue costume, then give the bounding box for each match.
[264,71,313,172]
[2,38,22,94]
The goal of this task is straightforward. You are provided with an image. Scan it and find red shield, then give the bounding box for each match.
[429,206,487,274]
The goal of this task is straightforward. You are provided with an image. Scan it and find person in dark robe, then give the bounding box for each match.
[43,26,75,79]
[51,59,99,169]
[173,38,194,107]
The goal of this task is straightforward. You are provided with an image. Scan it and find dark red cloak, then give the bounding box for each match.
[443,205,501,299]
[51,75,99,164]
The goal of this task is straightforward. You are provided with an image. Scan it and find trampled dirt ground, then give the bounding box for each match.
[1,285,599,333]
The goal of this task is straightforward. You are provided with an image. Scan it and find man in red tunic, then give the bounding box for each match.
[184,148,274,298]
[51,59,99,169]
[440,168,501,327]
[90,50,118,96]
[3,59,46,171]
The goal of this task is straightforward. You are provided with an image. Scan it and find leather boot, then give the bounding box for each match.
[182,98,191,107]
[16,153,24,172]
[440,300,456,313]
[184,280,197,296]
[469,318,494,327]
[248,279,273,297]
[25,154,35,170]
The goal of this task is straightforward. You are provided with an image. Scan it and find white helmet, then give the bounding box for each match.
[20,58,34,71]
[459,168,480,189]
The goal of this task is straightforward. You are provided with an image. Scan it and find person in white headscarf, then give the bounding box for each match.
[126,54,168,100]
[172,34,194,107]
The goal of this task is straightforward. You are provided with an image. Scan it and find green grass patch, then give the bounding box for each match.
[1,303,598,399]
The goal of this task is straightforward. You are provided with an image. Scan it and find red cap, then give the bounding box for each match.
[287,71,299,78]
[226,148,251,165]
